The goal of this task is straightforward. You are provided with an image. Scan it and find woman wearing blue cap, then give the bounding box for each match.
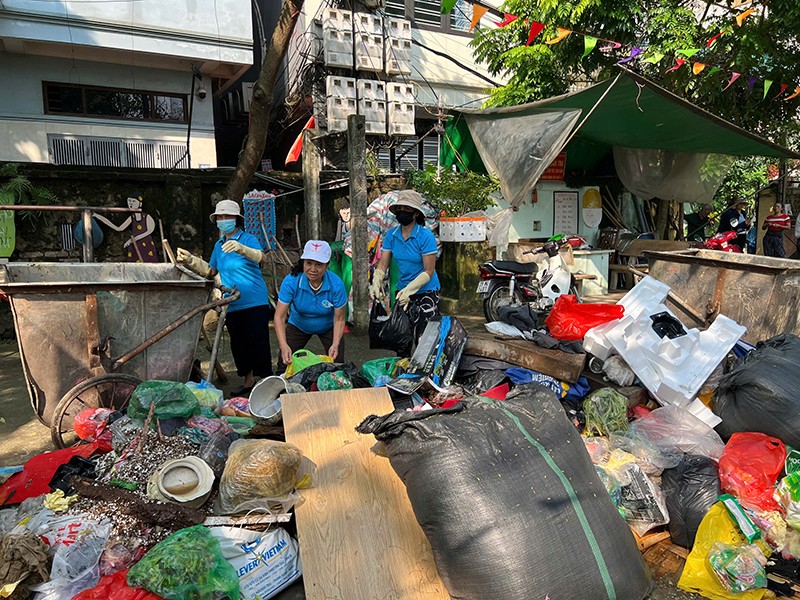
[274,240,348,371]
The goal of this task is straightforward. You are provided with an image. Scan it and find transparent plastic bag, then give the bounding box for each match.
[617,463,670,536]
[582,436,612,465]
[360,357,402,385]
[610,428,682,476]
[184,381,224,410]
[127,381,199,420]
[317,370,353,391]
[708,543,767,593]
[630,405,726,461]
[127,525,239,600]
[602,355,636,387]
[583,388,629,437]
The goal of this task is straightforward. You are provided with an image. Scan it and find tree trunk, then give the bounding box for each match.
[225,0,305,202]
[654,199,670,240]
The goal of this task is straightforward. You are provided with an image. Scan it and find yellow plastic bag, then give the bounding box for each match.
[678,502,769,600]
[283,353,333,378]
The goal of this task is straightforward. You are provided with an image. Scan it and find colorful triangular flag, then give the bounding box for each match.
[722,72,741,91]
[441,0,458,14]
[785,87,800,101]
[763,80,773,99]
[600,41,622,52]
[617,47,642,64]
[582,36,598,59]
[707,67,722,77]
[692,62,706,75]
[707,30,725,47]
[526,21,545,45]
[545,28,572,44]
[676,48,701,59]
[642,52,665,64]
[747,76,758,93]
[773,83,789,99]
[498,13,518,28]
[665,58,687,74]
[470,4,489,32]
[736,8,756,26]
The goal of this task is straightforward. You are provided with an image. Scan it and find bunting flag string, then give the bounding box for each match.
[470,4,489,32]
[436,0,796,103]
[527,21,545,45]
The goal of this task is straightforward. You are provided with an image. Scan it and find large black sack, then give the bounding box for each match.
[715,333,800,446]
[368,302,415,357]
[357,384,652,600]
[661,455,720,549]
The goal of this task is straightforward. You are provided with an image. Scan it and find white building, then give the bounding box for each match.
[0,0,253,168]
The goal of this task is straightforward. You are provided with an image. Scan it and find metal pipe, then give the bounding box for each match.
[81,209,94,263]
[112,287,240,370]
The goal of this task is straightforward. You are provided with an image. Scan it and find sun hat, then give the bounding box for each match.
[149,456,214,507]
[209,199,242,223]
[389,189,426,215]
[300,240,332,263]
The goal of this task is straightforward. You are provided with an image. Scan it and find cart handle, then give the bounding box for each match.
[110,285,240,371]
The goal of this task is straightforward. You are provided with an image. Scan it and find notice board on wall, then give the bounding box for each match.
[553,191,579,235]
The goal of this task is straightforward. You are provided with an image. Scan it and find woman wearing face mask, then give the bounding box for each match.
[369,190,440,341]
[274,240,348,372]
[176,199,273,395]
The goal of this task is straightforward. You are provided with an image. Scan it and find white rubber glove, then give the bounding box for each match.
[395,272,431,307]
[176,247,212,278]
[369,268,386,300]
[222,240,263,263]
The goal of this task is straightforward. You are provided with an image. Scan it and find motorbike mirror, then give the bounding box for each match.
[730,218,739,228]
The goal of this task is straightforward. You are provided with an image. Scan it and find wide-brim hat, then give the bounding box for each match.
[389,190,426,215]
[209,199,242,223]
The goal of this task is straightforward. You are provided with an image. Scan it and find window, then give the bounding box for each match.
[47,134,188,168]
[386,0,479,35]
[44,82,188,124]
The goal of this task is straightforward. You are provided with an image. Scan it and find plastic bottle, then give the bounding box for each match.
[199,432,234,479]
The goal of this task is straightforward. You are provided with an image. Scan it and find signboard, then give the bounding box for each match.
[0,191,15,258]
[553,191,579,236]
[540,152,567,181]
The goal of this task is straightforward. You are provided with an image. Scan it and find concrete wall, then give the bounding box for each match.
[0,53,217,167]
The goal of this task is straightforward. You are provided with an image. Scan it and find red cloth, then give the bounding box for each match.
[0,441,106,506]
[285,116,316,165]
[482,383,510,400]
[73,569,164,600]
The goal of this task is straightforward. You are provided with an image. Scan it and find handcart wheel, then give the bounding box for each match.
[50,373,142,449]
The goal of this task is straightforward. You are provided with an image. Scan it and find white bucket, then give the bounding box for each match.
[249,376,287,426]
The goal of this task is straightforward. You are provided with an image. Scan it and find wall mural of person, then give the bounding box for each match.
[93,191,159,262]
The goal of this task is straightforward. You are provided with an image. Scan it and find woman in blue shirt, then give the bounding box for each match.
[176,199,273,395]
[274,240,348,371]
[369,190,440,340]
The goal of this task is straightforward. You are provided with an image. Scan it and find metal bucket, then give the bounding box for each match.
[0,262,213,425]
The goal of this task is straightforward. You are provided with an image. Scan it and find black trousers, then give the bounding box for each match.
[225,304,273,377]
[764,232,786,258]
[278,323,345,372]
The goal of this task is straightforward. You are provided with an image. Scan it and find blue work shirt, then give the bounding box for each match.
[278,270,348,335]
[382,224,440,293]
[209,230,269,313]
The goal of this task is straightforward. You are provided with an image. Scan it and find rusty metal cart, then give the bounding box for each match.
[0,262,238,448]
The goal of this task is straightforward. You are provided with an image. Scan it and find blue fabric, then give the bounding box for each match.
[209,230,269,313]
[382,225,440,293]
[278,270,348,335]
[505,368,590,402]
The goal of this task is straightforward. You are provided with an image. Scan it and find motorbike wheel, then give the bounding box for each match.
[483,284,523,323]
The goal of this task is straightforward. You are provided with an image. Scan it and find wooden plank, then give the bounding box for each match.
[464,333,586,382]
[282,388,449,600]
[619,239,695,258]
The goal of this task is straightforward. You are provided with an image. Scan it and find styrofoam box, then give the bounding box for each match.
[440,217,487,242]
[322,8,353,69]
[326,76,357,133]
[357,80,386,135]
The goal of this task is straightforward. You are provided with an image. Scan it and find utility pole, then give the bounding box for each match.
[303,128,321,240]
[348,114,369,335]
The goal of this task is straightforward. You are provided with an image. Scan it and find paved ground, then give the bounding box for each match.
[0,318,700,599]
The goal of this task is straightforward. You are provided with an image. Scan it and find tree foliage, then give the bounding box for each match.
[471,0,800,144]
[405,165,499,216]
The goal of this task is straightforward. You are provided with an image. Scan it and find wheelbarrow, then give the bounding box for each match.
[0,262,239,448]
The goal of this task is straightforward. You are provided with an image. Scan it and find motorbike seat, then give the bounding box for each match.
[486,260,538,275]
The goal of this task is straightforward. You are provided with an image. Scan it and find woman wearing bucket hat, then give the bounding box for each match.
[176,199,273,395]
[369,190,440,340]
[274,240,348,372]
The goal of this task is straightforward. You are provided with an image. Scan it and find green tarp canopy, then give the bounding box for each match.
[441,69,800,175]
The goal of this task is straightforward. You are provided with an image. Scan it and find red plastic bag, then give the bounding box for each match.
[74,407,114,441]
[544,295,624,341]
[718,432,786,511]
[73,569,164,600]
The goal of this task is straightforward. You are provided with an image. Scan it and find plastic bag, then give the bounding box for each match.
[217,440,309,515]
[617,463,670,536]
[186,416,233,437]
[718,432,785,511]
[184,381,223,410]
[595,465,622,508]
[609,429,682,476]
[73,408,114,442]
[284,349,331,378]
[73,569,162,600]
[776,472,800,530]
[127,525,239,600]
[679,503,769,600]
[630,405,726,461]
[708,543,767,593]
[199,432,234,480]
[127,381,199,421]
[602,355,636,387]
[544,294,624,341]
[662,455,721,548]
[360,357,402,385]
[583,388,629,437]
[218,396,250,418]
[484,321,525,338]
[582,436,612,464]
[368,302,415,356]
[317,371,353,391]
[211,527,301,600]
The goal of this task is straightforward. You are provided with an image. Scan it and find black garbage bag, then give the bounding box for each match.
[715,333,800,446]
[289,361,370,390]
[368,302,415,357]
[661,455,720,548]
[357,384,652,600]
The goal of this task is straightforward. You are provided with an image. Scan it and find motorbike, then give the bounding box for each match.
[477,236,578,323]
[704,217,750,253]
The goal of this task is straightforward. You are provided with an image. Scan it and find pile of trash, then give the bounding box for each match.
[0,378,312,600]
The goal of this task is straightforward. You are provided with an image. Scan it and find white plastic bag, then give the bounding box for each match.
[631,405,726,461]
[602,355,636,387]
[484,321,526,339]
[211,526,302,600]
